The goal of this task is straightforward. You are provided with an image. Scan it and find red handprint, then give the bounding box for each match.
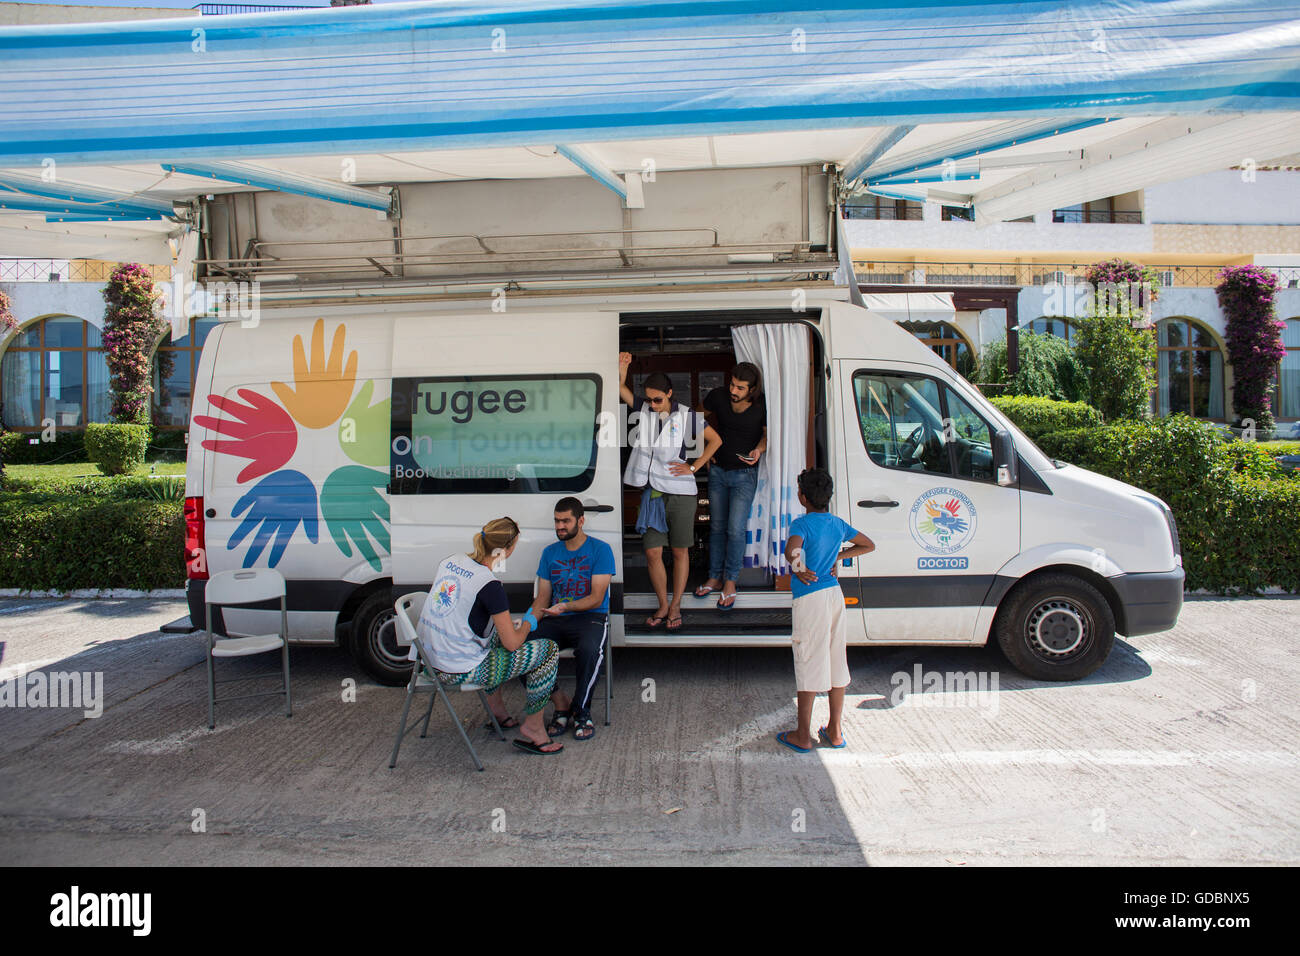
[195,388,298,483]
[943,498,961,516]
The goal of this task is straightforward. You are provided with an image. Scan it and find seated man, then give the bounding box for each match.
[528,496,614,741]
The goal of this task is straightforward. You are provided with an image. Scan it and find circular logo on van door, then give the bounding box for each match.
[910,487,977,555]
[430,576,461,616]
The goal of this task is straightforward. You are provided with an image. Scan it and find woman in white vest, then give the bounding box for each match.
[619,354,723,632]
[415,517,563,755]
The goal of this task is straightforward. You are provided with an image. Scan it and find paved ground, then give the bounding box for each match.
[0,595,1297,865]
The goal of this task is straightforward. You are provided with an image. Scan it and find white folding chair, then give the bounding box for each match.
[203,568,291,730]
[387,592,505,772]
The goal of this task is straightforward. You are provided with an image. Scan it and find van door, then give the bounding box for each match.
[388,312,623,611]
[834,361,1021,642]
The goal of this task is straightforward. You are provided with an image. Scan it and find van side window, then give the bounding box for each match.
[852,371,997,483]
[853,372,949,475]
[390,375,601,494]
[945,388,995,481]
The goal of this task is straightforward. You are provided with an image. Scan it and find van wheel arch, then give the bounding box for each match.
[343,580,414,687]
[992,567,1118,681]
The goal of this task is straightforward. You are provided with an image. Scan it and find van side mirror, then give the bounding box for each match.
[993,429,1018,486]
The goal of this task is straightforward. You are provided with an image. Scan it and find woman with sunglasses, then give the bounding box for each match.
[618,352,723,631]
[415,516,563,755]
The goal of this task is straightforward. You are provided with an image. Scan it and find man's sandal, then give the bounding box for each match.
[546,710,572,738]
[572,717,596,741]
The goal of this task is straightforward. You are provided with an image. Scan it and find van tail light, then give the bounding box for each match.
[184,496,208,580]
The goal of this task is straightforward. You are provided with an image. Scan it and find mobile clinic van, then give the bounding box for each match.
[183,292,1184,685]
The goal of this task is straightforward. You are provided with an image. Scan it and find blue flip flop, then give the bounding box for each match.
[776,731,812,754]
[817,726,846,749]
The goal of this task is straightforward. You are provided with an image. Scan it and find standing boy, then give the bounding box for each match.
[777,468,875,753]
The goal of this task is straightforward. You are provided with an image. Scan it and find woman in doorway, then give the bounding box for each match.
[694,362,767,609]
[619,353,722,632]
[415,517,563,755]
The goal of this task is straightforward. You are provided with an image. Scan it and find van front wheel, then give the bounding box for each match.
[995,574,1115,681]
[350,591,415,686]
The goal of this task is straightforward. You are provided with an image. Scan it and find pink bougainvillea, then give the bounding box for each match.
[101,263,166,423]
[1217,265,1286,431]
[0,288,16,335]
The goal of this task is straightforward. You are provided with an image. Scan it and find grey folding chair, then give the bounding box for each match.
[203,568,291,730]
[558,637,612,726]
[387,592,505,772]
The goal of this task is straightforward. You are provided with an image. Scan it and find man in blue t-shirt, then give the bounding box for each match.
[527,496,616,741]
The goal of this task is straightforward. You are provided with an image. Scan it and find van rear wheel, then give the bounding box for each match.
[995,573,1115,681]
[349,591,414,686]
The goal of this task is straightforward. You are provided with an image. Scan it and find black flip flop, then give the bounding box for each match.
[484,715,520,730]
[513,737,563,756]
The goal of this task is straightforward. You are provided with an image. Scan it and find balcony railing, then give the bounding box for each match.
[1051,209,1143,224]
[0,260,171,282]
[843,205,924,221]
[854,261,1300,288]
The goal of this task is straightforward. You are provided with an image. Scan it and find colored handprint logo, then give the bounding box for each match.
[228,470,320,568]
[271,318,358,429]
[320,466,390,572]
[909,487,977,555]
[195,388,297,482]
[338,379,390,467]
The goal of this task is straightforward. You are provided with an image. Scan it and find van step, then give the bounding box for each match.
[624,608,791,634]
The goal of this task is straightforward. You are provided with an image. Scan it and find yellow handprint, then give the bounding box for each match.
[271,319,359,429]
[924,500,942,520]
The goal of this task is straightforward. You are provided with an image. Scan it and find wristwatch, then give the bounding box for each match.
[689,464,697,472]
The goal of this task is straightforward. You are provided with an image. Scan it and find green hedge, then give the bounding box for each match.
[1,474,185,501]
[991,395,1104,441]
[0,427,187,465]
[84,423,151,476]
[1037,415,1300,593]
[0,496,184,590]
[0,429,87,465]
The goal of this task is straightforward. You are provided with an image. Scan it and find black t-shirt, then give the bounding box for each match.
[703,387,767,470]
[469,578,510,637]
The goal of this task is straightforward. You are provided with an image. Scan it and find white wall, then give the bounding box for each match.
[1145,170,1300,225]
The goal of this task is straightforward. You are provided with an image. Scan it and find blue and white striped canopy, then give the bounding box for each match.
[2,0,1298,165]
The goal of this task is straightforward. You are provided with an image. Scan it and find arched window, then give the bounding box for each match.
[1,316,110,430]
[1275,318,1300,421]
[1154,318,1225,419]
[1026,317,1072,342]
[900,320,976,379]
[153,317,220,428]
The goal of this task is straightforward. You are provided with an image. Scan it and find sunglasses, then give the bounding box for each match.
[645,394,668,405]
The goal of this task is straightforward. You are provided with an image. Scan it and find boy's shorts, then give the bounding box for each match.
[641,492,698,549]
[791,587,850,692]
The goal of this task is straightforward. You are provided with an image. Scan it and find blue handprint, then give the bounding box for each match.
[320,466,390,572]
[228,469,319,568]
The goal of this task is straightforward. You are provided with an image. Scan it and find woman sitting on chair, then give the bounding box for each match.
[416,517,563,755]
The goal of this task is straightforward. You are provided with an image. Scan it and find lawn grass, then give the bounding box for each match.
[5,461,186,480]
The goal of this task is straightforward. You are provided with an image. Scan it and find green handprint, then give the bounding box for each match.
[321,466,390,572]
[338,379,390,467]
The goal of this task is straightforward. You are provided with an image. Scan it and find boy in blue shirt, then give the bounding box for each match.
[777,468,875,753]
[527,497,615,741]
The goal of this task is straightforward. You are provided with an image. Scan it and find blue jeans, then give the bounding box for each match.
[708,466,758,583]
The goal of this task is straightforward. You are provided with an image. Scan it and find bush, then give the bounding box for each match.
[84,423,151,476]
[990,395,1103,441]
[978,331,1089,403]
[0,429,87,465]
[0,473,182,501]
[0,496,184,590]
[1072,313,1156,421]
[1037,415,1299,593]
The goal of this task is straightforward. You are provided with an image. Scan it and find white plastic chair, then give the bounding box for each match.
[203,568,291,730]
[387,592,505,772]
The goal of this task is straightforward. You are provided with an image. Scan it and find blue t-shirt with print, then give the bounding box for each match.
[536,535,616,615]
[788,512,861,599]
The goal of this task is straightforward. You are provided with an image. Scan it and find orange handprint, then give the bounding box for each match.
[271,319,358,429]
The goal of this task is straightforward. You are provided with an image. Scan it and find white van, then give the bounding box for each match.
[183,292,1184,685]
